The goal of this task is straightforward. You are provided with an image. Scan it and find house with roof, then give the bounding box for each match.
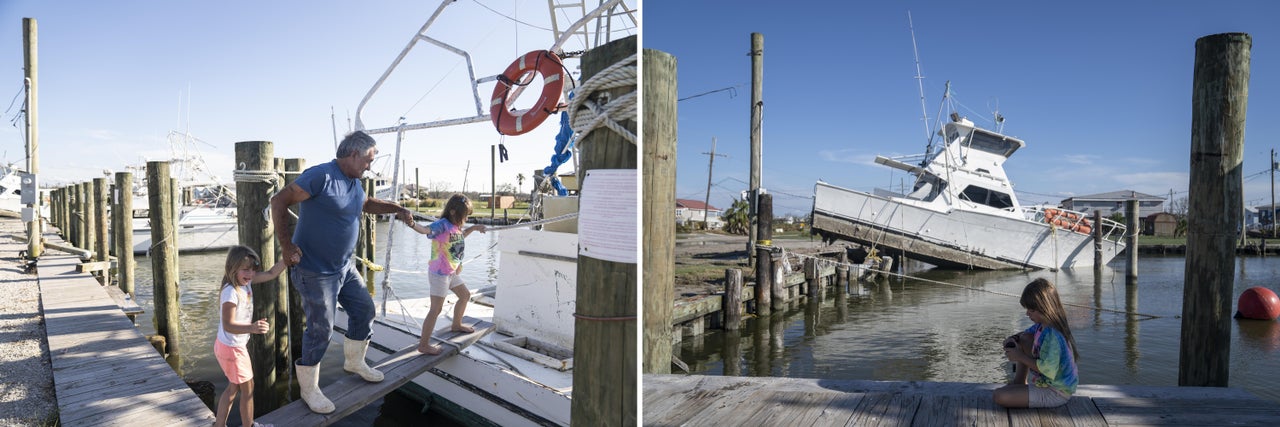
[1059,190,1166,218]
[675,198,723,229]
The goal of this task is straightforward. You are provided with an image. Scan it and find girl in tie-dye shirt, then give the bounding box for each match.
[994,278,1079,408]
[409,194,486,355]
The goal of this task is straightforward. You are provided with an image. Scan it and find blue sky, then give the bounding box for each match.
[644,1,1280,217]
[0,1,636,194]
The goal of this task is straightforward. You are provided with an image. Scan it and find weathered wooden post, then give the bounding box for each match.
[754,193,773,313]
[234,141,283,411]
[1126,199,1139,281]
[147,161,181,372]
[84,182,97,254]
[748,32,764,268]
[805,257,820,298]
[270,158,290,391]
[1180,32,1249,388]
[284,158,306,369]
[1093,210,1103,269]
[723,269,742,331]
[836,251,849,290]
[360,178,376,294]
[760,194,784,311]
[78,183,89,250]
[571,35,637,426]
[93,178,109,279]
[115,172,134,296]
[642,45,676,375]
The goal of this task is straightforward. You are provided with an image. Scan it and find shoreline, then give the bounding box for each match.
[0,219,57,425]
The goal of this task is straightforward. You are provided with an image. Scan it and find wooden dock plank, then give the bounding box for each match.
[643,375,1279,427]
[255,317,494,426]
[1091,397,1280,426]
[38,247,214,426]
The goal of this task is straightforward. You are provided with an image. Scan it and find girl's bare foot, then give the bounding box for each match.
[452,324,475,333]
[417,342,442,355]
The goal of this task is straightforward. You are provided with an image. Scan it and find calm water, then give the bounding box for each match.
[675,255,1280,403]
[129,220,499,426]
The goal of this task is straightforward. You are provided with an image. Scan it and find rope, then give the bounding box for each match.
[781,250,1163,320]
[482,212,578,232]
[568,53,637,145]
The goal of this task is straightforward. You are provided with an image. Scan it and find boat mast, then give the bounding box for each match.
[908,12,932,159]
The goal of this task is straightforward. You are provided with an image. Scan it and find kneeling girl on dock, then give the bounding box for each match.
[410,193,486,355]
[213,246,290,427]
[994,278,1079,408]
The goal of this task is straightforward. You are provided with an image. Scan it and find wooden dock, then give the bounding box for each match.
[643,374,1280,426]
[35,234,215,426]
[256,318,494,426]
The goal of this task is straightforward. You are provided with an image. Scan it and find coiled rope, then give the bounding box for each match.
[568,53,637,145]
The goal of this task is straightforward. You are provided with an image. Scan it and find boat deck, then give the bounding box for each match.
[255,318,494,426]
[643,374,1280,426]
[34,232,215,426]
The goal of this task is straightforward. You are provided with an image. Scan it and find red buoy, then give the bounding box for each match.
[1236,287,1280,320]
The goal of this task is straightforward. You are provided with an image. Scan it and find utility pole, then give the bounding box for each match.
[702,137,727,229]
[748,33,764,263]
[23,18,42,258]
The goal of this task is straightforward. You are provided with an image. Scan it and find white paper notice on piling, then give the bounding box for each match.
[577,169,637,264]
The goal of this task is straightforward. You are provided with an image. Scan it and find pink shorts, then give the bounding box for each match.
[214,340,253,384]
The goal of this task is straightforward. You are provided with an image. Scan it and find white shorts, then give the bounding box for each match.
[1027,385,1070,408]
[428,272,465,298]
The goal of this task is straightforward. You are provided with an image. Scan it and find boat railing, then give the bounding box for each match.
[1022,206,1127,241]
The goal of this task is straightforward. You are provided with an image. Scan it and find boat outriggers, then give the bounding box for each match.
[811,96,1127,270]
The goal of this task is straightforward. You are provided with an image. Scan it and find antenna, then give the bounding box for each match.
[908,11,930,145]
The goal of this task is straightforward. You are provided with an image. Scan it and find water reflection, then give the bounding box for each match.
[676,256,1280,403]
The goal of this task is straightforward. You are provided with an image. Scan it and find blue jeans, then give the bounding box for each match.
[291,262,375,366]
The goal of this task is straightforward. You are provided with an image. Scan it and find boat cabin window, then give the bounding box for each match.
[966,129,1020,157]
[959,185,1013,209]
[908,176,946,202]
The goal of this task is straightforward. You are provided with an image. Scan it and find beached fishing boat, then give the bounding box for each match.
[811,88,1127,270]
[329,0,636,424]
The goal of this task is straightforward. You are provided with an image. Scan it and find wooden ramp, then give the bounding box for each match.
[256,318,494,426]
[644,374,1280,426]
[36,240,214,426]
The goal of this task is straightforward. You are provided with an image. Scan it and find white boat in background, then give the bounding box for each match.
[333,0,636,424]
[811,88,1127,270]
[129,129,241,254]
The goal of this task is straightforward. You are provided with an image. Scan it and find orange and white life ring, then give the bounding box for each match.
[490,50,565,136]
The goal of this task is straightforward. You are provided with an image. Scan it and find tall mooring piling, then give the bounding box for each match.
[572,35,637,426]
[147,161,181,373]
[234,140,286,412]
[1181,32,1249,388]
[642,44,676,375]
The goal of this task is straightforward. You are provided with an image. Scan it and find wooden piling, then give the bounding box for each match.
[724,269,742,331]
[271,158,290,392]
[759,194,783,311]
[284,158,305,367]
[805,257,820,297]
[147,161,181,372]
[234,141,283,411]
[1180,32,1249,388]
[85,182,98,255]
[92,178,108,283]
[115,172,134,295]
[360,178,376,294]
[1126,199,1138,280]
[642,46,677,375]
[1093,210,1103,269]
[571,35,637,427]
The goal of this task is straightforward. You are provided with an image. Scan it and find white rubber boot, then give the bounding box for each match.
[296,363,335,414]
[343,338,385,382]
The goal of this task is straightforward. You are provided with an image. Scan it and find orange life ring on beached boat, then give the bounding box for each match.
[490,50,566,136]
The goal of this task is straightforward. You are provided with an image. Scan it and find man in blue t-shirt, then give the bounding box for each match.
[269,130,413,414]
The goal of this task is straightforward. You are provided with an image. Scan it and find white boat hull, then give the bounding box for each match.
[131,206,239,254]
[337,228,578,426]
[812,181,1125,270]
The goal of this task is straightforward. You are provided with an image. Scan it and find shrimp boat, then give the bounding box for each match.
[332,1,636,425]
[811,89,1127,270]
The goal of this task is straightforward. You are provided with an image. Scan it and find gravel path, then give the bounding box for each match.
[0,218,57,426]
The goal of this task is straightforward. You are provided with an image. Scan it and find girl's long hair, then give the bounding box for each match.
[1020,278,1079,359]
[442,193,472,226]
[221,245,262,291]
